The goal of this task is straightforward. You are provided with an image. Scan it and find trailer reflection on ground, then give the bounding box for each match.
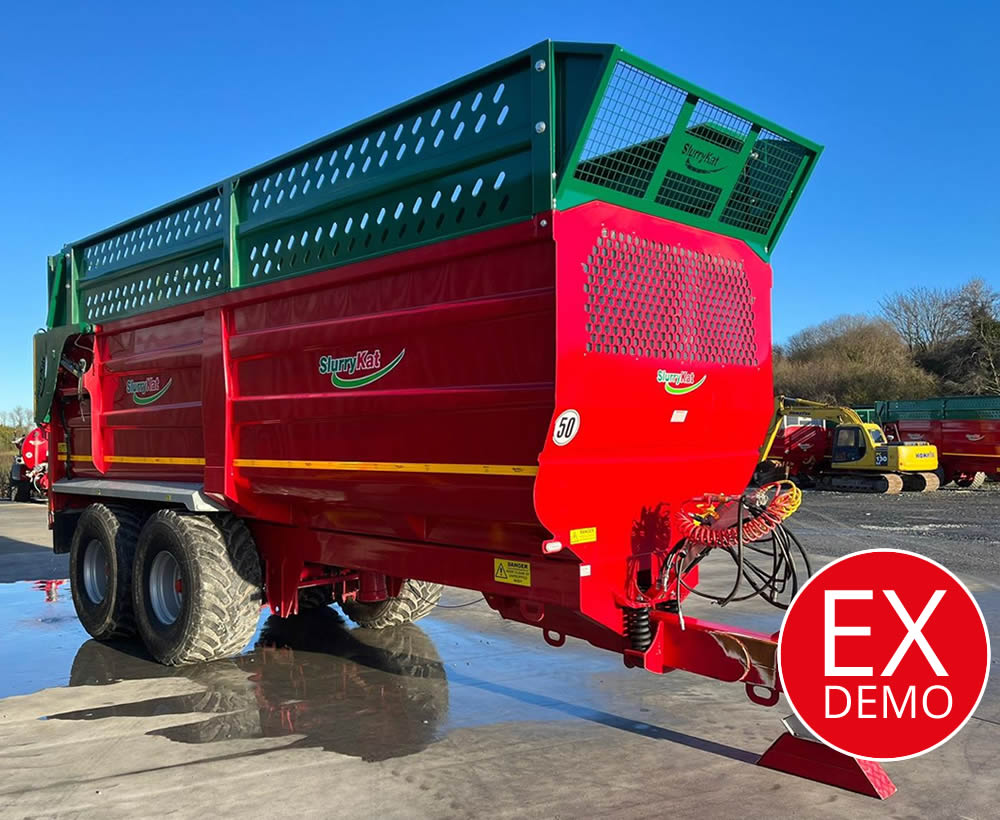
[48,607,449,762]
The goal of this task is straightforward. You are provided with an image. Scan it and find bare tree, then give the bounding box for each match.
[774,315,939,404]
[878,287,966,352]
[0,406,32,431]
[969,310,1000,396]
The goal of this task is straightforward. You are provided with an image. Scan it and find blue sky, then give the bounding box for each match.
[1,0,997,407]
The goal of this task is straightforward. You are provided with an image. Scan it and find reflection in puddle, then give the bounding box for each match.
[32,579,66,602]
[49,608,449,762]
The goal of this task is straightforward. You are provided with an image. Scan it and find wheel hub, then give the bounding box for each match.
[81,538,108,604]
[149,551,183,625]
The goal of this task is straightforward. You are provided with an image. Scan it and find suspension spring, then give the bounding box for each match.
[624,606,653,652]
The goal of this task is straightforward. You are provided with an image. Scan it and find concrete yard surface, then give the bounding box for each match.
[0,490,996,819]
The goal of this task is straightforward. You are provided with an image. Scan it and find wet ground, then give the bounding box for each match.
[0,490,996,819]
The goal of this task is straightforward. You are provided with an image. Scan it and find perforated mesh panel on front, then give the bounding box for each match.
[582,228,758,366]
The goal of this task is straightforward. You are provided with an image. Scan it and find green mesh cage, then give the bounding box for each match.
[47,41,820,329]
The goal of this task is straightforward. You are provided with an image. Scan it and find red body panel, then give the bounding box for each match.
[51,203,778,679]
[888,419,1000,481]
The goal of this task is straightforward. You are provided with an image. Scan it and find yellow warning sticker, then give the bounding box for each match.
[570,526,597,545]
[494,558,531,587]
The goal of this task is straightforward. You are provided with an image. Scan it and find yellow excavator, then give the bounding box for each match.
[758,397,940,493]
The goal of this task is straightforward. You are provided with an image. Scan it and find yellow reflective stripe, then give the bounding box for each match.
[232,458,538,476]
[57,455,205,465]
[56,455,534,475]
[941,452,1000,458]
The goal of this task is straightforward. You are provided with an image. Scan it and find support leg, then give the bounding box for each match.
[756,716,896,799]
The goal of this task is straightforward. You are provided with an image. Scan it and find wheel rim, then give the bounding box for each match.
[149,551,183,626]
[82,539,109,604]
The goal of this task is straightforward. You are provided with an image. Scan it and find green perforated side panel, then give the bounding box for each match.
[76,193,227,323]
[877,397,1000,422]
[236,67,532,286]
[79,249,227,323]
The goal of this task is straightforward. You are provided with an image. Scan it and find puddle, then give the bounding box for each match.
[0,578,87,697]
[47,608,449,762]
[3,575,996,767]
[0,580,627,763]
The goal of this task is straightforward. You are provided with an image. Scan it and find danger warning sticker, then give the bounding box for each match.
[494,558,531,587]
[570,526,597,545]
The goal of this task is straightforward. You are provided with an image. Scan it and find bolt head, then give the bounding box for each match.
[534,59,547,72]
[535,121,547,134]
[539,219,548,228]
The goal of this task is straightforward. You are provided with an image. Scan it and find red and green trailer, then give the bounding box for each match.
[30,40,891,795]
[876,397,1000,488]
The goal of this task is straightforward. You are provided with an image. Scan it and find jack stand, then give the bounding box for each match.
[757,715,896,799]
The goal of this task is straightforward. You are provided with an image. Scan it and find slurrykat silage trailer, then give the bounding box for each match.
[33,41,890,795]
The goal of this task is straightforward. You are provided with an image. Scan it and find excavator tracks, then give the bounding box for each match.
[818,473,905,494]
[816,471,940,494]
[902,471,941,492]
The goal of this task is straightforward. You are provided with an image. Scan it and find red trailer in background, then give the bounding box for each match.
[768,422,833,479]
[29,42,894,797]
[877,398,1000,488]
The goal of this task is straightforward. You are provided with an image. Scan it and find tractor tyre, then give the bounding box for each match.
[133,511,262,666]
[69,503,143,640]
[954,472,986,490]
[11,481,31,503]
[341,580,442,629]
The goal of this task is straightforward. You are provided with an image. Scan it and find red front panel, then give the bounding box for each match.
[534,202,774,631]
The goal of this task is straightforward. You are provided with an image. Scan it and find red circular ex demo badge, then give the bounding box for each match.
[778,549,990,761]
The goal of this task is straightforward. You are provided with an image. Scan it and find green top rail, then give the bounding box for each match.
[45,40,821,329]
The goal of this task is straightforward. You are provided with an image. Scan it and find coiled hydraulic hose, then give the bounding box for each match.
[675,481,801,548]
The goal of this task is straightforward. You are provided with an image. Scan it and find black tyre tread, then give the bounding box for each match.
[136,511,261,666]
[12,482,31,503]
[342,580,442,629]
[70,503,143,640]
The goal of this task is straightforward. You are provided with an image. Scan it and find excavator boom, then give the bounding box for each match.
[760,397,865,461]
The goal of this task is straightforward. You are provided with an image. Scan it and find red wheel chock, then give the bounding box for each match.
[756,716,896,799]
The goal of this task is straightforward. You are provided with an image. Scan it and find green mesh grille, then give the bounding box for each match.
[686,100,752,151]
[720,130,810,236]
[655,171,721,218]
[560,55,819,253]
[573,62,685,197]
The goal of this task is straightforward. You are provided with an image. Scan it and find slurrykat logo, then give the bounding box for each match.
[682,142,726,174]
[657,370,707,395]
[126,376,172,406]
[318,348,406,389]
